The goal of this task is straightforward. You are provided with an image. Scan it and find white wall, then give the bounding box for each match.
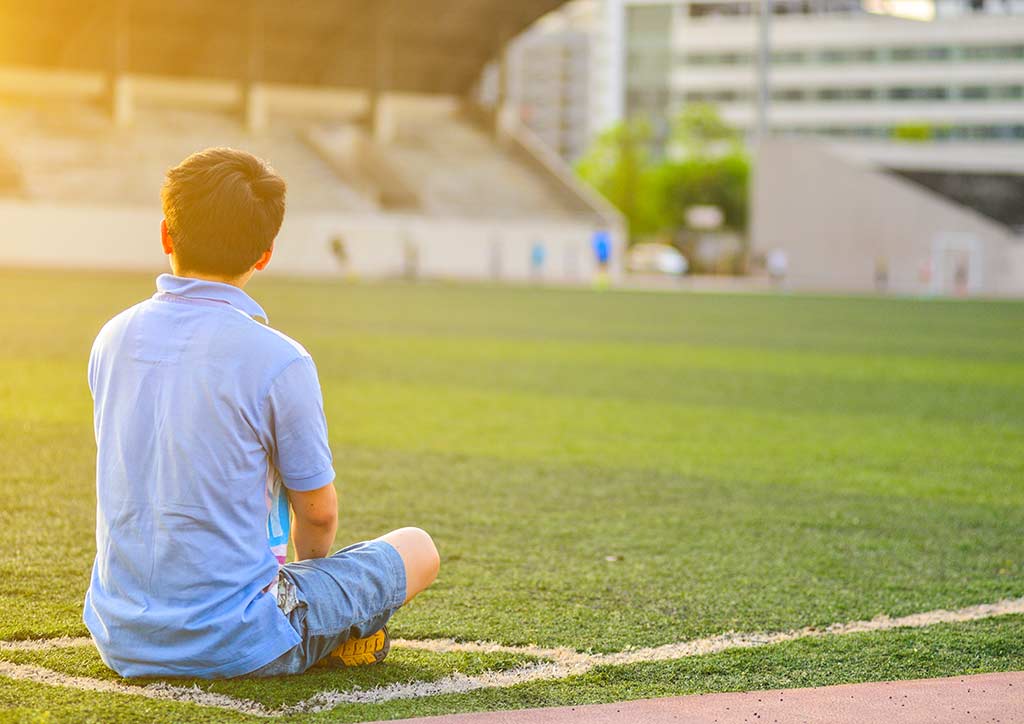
[1008,242,1024,293]
[0,201,616,284]
[751,140,1024,296]
[0,201,163,270]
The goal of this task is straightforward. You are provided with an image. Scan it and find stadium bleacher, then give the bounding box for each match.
[0,100,370,211]
[0,0,623,282]
[0,95,595,222]
[0,81,618,282]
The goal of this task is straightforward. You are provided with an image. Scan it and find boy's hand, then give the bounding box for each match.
[287,482,338,560]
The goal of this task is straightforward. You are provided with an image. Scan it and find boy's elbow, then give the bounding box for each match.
[292,483,338,528]
[303,507,338,530]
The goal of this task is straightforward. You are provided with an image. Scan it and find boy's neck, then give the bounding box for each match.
[172,269,252,289]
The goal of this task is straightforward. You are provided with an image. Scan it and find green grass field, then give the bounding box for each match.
[1,268,1022,722]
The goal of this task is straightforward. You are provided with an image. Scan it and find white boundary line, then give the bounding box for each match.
[0,636,94,652]
[396,595,1024,668]
[0,660,275,717]
[1,596,1022,717]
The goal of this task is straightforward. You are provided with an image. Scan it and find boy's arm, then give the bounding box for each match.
[264,355,337,559]
[287,483,338,561]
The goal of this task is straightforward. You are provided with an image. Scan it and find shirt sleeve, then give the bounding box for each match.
[87,340,98,398]
[266,356,336,491]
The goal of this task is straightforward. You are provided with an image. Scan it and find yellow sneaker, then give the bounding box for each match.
[316,627,390,668]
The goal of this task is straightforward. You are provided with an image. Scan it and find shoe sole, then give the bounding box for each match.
[316,628,390,668]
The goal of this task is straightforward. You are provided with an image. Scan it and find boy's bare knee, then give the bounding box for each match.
[378,526,440,601]
[404,527,440,582]
[412,527,440,576]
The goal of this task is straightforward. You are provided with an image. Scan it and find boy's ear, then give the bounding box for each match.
[253,246,274,272]
[160,219,174,256]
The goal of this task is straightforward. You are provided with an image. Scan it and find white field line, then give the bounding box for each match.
[1,596,1022,717]
[394,595,1024,668]
[0,636,94,652]
[0,660,274,717]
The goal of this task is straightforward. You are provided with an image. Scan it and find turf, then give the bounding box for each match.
[3,616,1023,722]
[0,646,541,708]
[1,268,1022,719]
[307,615,1024,722]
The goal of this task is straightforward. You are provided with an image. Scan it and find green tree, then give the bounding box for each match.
[575,106,750,241]
[654,151,750,233]
[892,122,933,142]
[669,103,742,159]
[657,105,750,233]
[574,119,664,239]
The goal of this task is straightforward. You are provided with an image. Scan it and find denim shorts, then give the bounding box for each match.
[242,539,407,677]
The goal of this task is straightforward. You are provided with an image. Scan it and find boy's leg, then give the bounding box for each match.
[375,527,440,605]
[246,527,439,676]
[316,528,439,667]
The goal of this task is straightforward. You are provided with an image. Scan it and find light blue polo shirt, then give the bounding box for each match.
[84,274,336,679]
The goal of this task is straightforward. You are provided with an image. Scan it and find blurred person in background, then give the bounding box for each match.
[402,234,420,281]
[329,234,354,280]
[530,240,547,282]
[592,230,611,288]
[767,249,789,287]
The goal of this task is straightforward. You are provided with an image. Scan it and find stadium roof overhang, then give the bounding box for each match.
[0,0,570,95]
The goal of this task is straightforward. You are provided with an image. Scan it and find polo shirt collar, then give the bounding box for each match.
[155,274,268,323]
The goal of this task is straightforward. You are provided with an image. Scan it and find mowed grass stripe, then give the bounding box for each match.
[1,422,1022,647]
[3,359,1022,498]
[251,279,1024,359]
[2,418,1022,647]
[5,271,1024,361]
[326,381,1023,497]
[10,319,1024,408]
[311,331,1024,388]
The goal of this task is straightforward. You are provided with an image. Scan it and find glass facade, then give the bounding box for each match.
[681,44,1024,66]
[779,124,1024,138]
[624,4,674,145]
[683,85,1024,103]
[617,0,1024,147]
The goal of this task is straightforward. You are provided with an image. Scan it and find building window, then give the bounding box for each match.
[683,90,747,103]
[891,46,952,62]
[688,2,755,18]
[681,51,754,66]
[888,86,948,100]
[772,88,807,102]
[771,50,807,64]
[820,48,879,64]
[817,87,877,101]
[963,45,1024,60]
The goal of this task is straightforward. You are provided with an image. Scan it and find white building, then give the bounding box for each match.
[606,0,1024,155]
[752,138,1024,296]
[602,0,1024,297]
[509,25,595,161]
[483,1,615,162]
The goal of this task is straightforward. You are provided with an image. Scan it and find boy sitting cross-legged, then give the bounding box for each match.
[84,147,440,679]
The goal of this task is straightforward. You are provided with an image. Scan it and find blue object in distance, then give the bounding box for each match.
[592,230,611,265]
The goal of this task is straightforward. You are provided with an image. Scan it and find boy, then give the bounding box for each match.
[84,147,439,679]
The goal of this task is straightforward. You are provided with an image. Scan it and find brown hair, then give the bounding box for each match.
[161,147,286,277]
